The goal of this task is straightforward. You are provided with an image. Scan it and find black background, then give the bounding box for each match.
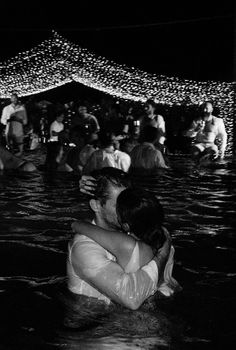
[0,1,235,82]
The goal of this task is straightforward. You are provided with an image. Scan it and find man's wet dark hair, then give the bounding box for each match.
[145,99,156,109]
[10,92,18,99]
[91,167,131,205]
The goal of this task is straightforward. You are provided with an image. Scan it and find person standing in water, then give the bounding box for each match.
[72,186,181,298]
[188,101,227,160]
[1,92,28,155]
[67,168,175,310]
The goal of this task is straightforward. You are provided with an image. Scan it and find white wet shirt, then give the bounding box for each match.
[49,120,64,141]
[67,234,158,308]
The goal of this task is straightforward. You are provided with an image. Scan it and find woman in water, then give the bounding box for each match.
[72,187,180,296]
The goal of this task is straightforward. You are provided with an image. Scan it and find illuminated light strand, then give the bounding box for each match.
[0,31,234,154]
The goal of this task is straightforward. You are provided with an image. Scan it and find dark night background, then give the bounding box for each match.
[0,1,235,83]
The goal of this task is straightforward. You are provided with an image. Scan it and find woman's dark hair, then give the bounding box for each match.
[116,188,166,253]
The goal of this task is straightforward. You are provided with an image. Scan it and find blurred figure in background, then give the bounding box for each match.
[140,99,166,151]
[71,105,100,137]
[120,120,141,155]
[186,101,227,160]
[82,131,130,175]
[1,92,28,155]
[129,142,168,176]
[49,112,65,142]
[42,141,73,172]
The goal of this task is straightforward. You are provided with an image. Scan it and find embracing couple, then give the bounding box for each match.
[67,167,181,310]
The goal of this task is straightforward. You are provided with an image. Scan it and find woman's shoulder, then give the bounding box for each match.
[138,240,153,259]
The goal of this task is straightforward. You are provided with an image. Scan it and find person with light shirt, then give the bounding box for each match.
[1,92,28,155]
[49,113,64,142]
[139,99,166,150]
[187,101,227,160]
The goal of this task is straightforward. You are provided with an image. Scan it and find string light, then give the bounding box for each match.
[0,31,234,154]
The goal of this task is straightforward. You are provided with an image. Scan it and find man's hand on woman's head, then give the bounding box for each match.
[79,175,97,196]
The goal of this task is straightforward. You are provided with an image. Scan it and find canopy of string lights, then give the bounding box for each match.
[0,31,234,153]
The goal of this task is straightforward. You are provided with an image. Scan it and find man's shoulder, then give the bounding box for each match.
[70,233,115,267]
[71,233,100,246]
[212,115,223,122]
[212,116,225,128]
[3,104,12,111]
[155,114,165,123]
[71,233,108,253]
[115,150,130,159]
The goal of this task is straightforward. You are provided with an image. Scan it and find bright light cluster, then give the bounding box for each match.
[0,31,234,153]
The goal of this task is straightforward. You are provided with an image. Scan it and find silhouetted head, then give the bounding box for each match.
[89,167,131,229]
[116,187,166,251]
[45,141,64,171]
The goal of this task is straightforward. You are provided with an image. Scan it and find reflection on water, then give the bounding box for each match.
[0,152,236,349]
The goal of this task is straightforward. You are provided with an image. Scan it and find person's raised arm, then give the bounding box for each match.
[72,221,137,269]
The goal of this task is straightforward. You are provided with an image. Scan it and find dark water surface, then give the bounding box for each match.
[0,151,236,349]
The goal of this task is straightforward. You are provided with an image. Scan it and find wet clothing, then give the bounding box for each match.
[67,226,180,305]
[49,120,64,142]
[67,235,158,306]
[82,149,131,175]
[123,228,180,297]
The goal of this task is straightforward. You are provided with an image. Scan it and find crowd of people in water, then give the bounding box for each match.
[0,91,228,311]
[0,91,228,174]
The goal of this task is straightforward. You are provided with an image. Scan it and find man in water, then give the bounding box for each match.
[71,105,100,136]
[188,101,227,160]
[139,99,166,150]
[67,168,172,310]
[1,92,28,155]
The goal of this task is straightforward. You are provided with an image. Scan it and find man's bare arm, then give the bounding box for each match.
[217,119,227,158]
